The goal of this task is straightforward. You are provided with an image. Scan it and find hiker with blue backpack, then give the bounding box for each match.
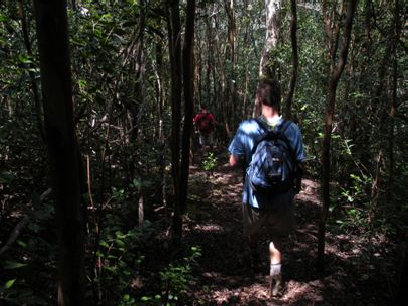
[228,78,306,296]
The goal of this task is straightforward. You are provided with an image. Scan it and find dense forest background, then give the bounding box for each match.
[0,0,407,305]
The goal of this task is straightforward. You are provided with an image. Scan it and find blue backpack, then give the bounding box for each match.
[247,118,296,194]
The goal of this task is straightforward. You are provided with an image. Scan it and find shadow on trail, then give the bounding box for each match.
[183,154,397,305]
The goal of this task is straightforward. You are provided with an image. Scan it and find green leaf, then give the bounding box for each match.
[116,239,125,247]
[18,54,33,64]
[0,14,9,22]
[100,13,113,22]
[140,296,151,301]
[103,265,116,272]
[16,240,27,248]
[115,231,126,239]
[132,178,142,187]
[4,279,16,289]
[4,261,27,270]
[98,240,109,248]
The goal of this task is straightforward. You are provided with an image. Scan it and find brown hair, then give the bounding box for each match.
[256,79,281,111]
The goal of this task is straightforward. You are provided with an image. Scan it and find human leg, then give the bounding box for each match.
[269,240,283,296]
[264,193,295,296]
[198,132,205,147]
[208,132,214,149]
[242,204,263,270]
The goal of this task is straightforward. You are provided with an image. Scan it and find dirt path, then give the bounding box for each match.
[181,153,398,305]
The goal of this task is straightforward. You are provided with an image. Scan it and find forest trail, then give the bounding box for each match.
[177,150,395,305]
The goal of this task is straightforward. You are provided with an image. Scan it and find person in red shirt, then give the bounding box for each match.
[193,105,216,148]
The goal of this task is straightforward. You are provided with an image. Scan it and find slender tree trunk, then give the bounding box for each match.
[387,0,401,204]
[154,38,167,208]
[33,0,84,304]
[254,0,281,117]
[318,0,357,271]
[284,0,298,120]
[167,0,183,243]
[206,18,213,107]
[194,34,202,108]
[126,2,146,184]
[135,0,146,228]
[18,0,45,142]
[179,0,195,214]
[259,0,281,79]
[224,0,237,127]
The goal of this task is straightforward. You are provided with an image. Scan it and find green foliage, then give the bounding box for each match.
[340,173,372,206]
[110,246,202,305]
[0,197,56,305]
[200,152,217,173]
[96,223,150,303]
[158,246,202,305]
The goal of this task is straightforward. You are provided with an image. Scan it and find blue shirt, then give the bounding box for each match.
[228,116,306,209]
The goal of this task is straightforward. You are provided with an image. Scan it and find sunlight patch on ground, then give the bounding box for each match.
[193,223,225,233]
[284,280,325,303]
[211,284,270,304]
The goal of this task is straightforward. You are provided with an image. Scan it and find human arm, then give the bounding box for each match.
[294,162,304,194]
[229,154,240,168]
[290,123,306,193]
[228,123,247,173]
[193,114,200,131]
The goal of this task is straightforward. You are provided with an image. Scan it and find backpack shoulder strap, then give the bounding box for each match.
[277,120,291,133]
[251,118,272,155]
[277,120,297,163]
[255,118,270,132]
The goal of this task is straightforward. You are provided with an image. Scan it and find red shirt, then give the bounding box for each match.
[193,112,215,133]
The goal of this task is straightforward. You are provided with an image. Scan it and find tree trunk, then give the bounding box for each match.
[179,0,195,214]
[205,18,213,107]
[33,0,84,304]
[224,0,237,127]
[387,0,401,204]
[167,0,183,243]
[254,0,282,117]
[126,2,146,184]
[259,0,281,79]
[284,0,298,120]
[318,0,357,271]
[154,37,167,208]
[18,0,45,142]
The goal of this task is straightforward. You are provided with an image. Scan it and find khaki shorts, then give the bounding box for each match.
[243,198,295,239]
